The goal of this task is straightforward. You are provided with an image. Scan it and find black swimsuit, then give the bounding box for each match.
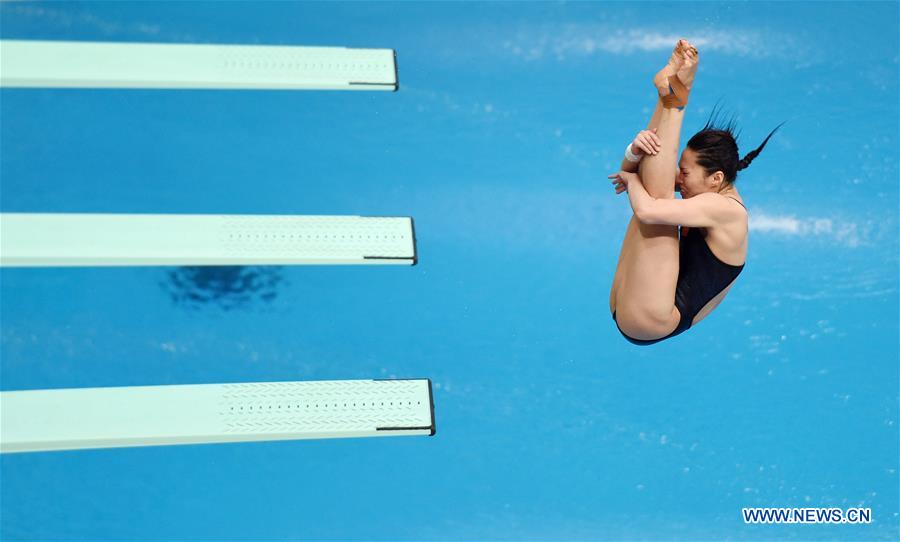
[612,197,747,346]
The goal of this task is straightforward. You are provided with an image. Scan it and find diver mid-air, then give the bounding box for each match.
[608,39,782,345]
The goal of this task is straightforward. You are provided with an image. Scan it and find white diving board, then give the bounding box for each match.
[0,40,398,91]
[0,213,417,267]
[0,379,435,453]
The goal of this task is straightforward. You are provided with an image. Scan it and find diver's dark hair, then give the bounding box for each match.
[686,104,785,185]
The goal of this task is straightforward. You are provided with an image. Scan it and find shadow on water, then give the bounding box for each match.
[160,266,285,311]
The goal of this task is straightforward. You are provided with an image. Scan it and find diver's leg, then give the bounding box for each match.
[614,136,681,336]
[646,98,665,133]
[640,39,695,198]
[638,106,684,198]
[613,43,698,339]
[609,96,666,314]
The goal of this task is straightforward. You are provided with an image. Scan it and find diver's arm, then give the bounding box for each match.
[619,130,662,174]
[621,174,656,220]
[609,171,728,228]
[635,192,719,227]
[620,149,640,174]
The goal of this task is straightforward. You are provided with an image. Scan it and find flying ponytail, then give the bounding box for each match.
[737,121,785,171]
[687,105,785,183]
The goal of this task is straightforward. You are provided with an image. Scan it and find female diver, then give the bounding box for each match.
[607,39,783,345]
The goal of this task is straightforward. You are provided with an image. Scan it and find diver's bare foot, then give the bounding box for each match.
[675,41,699,92]
[653,39,688,96]
[657,40,699,108]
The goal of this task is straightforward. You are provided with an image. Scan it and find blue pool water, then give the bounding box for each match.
[1,2,898,540]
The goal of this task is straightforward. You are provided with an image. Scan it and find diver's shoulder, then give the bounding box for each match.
[715,191,747,213]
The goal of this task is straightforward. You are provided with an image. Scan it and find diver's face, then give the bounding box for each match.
[675,148,712,199]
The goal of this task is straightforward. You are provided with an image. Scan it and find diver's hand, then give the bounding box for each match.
[631,129,661,156]
[608,171,640,194]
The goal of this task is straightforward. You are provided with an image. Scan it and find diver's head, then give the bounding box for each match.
[676,146,727,199]
[677,107,784,198]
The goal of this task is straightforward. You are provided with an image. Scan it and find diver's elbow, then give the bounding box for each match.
[634,205,657,225]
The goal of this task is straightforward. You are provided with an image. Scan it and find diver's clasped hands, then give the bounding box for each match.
[632,128,662,157]
[608,171,641,194]
[611,128,661,193]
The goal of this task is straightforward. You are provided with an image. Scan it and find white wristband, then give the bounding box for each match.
[624,143,643,163]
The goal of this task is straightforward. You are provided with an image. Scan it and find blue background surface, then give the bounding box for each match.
[1,1,898,540]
